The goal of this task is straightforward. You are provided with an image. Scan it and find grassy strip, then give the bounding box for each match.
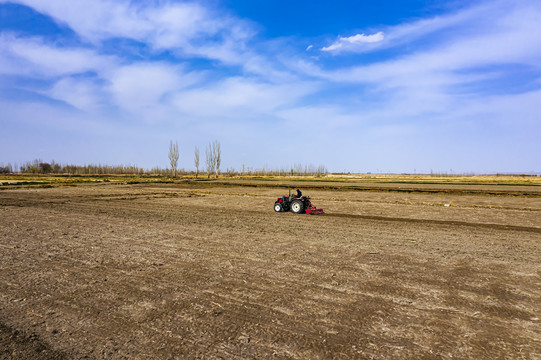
[1,174,540,195]
[244,176,541,186]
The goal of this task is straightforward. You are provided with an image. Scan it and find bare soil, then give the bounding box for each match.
[1,181,540,359]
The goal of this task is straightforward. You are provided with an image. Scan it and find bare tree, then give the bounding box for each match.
[168,140,179,177]
[205,143,215,178]
[203,140,222,178]
[213,140,221,178]
[194,146,200,178]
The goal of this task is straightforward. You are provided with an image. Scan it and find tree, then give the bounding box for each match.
[205,143,215,179]
[0,164,12,174]
[168,140,179,177]
[194,146,200,178]
[39,162,53,174]
[205,140,221,178]
[213,140,221,178]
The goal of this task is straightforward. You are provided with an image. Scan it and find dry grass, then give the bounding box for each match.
[1,173,540,188]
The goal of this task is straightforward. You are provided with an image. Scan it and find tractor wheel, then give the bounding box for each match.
[291,199,304,214]
[274,203,283,212]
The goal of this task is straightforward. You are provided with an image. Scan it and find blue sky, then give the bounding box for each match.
[1,0,540,173]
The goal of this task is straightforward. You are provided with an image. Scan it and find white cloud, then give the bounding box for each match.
[0,33,117,77]
[145,3,211,48]
[2,0,254,64]
[302,0,541,101]
[49,77,105,111]
[319,0,524,55]
[0,0,148,42]
[1,0,190,44]
[322,32,384,52]
[0,0,279,83]
[108,63,190,112]
[46,62,203,114]
[347,32,385,43]
[172,77,318,118]
[322,14,541,88]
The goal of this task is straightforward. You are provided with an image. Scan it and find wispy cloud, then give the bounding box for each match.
[108,63,197,112]
[306,0,541,95]
[172,77,319,118]
[319,0,528,55]
[0,33,117,77]
[321,32,384,52]
[318,7,541,88]
[49,77,105,111]
[1,0,254,63]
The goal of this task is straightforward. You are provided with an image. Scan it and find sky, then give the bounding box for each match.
[1,0,540,174]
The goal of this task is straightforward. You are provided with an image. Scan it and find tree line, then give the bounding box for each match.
[1,139,328,177]
[0,159,161,175]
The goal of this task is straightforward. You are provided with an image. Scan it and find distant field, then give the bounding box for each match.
[1,177,540,359]
[2,173,541,187]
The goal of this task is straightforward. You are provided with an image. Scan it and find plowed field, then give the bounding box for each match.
[1,180,540,359]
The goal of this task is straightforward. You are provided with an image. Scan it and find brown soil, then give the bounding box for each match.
[1,182,540,359]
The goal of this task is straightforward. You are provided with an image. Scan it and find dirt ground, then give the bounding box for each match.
[0,181,540,359]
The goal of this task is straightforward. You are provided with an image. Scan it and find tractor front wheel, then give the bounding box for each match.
[274,203,283,212]
[291,199,304,214]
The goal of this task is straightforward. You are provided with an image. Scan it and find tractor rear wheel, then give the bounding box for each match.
[274,203,283,212]
[291,199,304,214]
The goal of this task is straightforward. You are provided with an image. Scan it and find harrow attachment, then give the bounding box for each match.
[305,204,324,215]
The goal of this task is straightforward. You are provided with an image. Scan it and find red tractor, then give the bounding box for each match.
[274,189,324,215]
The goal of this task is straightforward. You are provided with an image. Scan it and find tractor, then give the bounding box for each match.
[274,189,324,215]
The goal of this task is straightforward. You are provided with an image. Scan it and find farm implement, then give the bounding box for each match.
[273,189,324,215]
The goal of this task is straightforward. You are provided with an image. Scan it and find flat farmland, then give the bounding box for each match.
[1,179,540,359]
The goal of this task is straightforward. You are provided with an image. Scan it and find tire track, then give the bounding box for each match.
[323,213,541,234]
